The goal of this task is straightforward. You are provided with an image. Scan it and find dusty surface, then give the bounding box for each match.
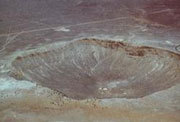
[0,76,180,122]
[0,0,180,122]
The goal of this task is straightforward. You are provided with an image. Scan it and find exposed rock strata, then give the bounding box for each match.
[10,38,180,99]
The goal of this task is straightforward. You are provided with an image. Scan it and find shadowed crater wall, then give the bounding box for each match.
[10,38,180,99]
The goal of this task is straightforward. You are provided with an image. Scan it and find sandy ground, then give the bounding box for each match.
[0,0,180,121]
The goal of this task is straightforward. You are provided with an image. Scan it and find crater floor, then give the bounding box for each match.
[10,38,180,99]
